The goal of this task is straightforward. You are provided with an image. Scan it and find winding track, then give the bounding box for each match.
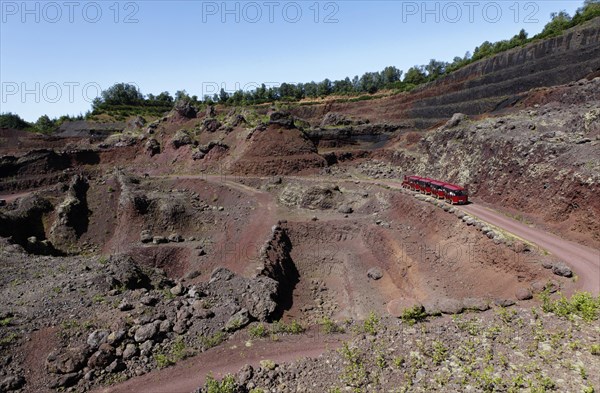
[377,179,600,295]
[95,328,344,393]
[461,203,600,294]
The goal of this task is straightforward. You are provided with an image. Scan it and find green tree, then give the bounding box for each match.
[0,112,30,129]
[382,66,403,85]
[218,88,230,103]
[538,10,572,38]
[403,66,427,85]
[35,115,56,133]
[100,83,144,106]
[317,78,332,96]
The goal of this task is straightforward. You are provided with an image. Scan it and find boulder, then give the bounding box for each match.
[87,343,115,369]
[174,100,197,118]
[118,299,134,311]
[127,116,146,129]
[87,330,110,349]
[338,205,353,214]
[159,320,173,333]
[438,298,464,314]
[515,287,533,301]
[225,309,250,332]
[552,263,573,277]
[242,276,279,321]
[210,267,234,283]
[230,114,246,127]
[237,364,254,385]
[140,295,158,306]
[122,344,138,360]
[0,375,25,391]
[140,230,153,243]
[202,118,221,132]
[462,298,490,311]
[145,138,160,156]
[168,233,183,243]
[106,255,151,289]
[443,113,468,129]
[170,283,184,296]
[106,359,126,373]
[106,330,125,346]
[269,111,294,128]
[46,345,91,374]
[171,130,193,149]
[134,323,158,343]
[367,267,383,280]
[49,372,79,389]
[494,298,515,307]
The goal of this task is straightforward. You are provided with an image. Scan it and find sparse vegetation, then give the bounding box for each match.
[401,305,428,325]
[362,311,380,335]
[249,323,268,338]
[540,291,600,322]
[319,316,345,334]
[200,332,226,349]
[203,374,237,393]
[271,319,305,335]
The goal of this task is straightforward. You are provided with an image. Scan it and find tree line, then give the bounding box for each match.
[2,0,598,133]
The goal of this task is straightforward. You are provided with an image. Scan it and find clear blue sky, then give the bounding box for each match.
[0,0,582,121]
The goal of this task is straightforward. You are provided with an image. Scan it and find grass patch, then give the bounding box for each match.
[401,305,428,326]
[203,374,237,393]
[0,332,19,346]
[319,317,345,334]
[248,323,268,338]
[0,317,13,327]
[362,311,380,335]
[271,320,305,335]
[540,291,600,322]
[200,331,226,349]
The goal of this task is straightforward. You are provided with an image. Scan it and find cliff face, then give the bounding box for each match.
[374,77,600,247]
[290,18,600,129]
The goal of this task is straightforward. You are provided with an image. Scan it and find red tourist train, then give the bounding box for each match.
[402,175,469,205]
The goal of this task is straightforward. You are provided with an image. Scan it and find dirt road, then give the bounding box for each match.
[461,203,600,294]
[378,179,599,295]
[94,328,345,393]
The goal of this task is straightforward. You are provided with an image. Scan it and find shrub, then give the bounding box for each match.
[249,323,268,338]
[401,305,428,325]
[363,311,380,335]
[319,317,344,334]
[203,374,237,393]
[541,291,600,322]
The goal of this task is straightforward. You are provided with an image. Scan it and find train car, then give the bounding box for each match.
[429,180,448,199]
[443,183,468,205]
[402,175,422,191]
[402,175,469,204]
[418,178,435,195]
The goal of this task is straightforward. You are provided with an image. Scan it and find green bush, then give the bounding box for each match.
[249,323,268,338]
[401,305,428,325]
[540,291,600,322]
[319,317,345,334]
[363,311,380,335]
[203,374,237,393]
